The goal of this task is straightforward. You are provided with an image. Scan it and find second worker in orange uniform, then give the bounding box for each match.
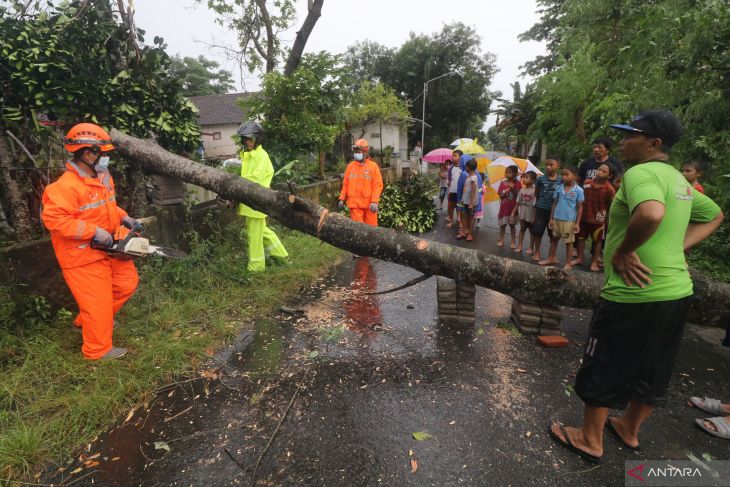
[338,139,383,227]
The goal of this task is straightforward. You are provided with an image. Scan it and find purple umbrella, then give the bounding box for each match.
[422,148,453,164]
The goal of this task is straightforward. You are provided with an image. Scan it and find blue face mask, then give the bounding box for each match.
[354,153,364,162]
[97,156,110,171]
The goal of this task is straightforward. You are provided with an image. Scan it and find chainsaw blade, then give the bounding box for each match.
[148,245,187,258]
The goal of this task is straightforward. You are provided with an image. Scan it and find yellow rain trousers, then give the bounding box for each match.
[236,145,288,271]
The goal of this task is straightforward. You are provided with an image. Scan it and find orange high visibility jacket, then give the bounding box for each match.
[41,162,128,269]
[339,158,383,209]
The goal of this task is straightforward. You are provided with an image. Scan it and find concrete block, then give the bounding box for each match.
[437,277,475,325]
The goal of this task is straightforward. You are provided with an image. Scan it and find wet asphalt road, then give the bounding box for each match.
[50,212,730,487]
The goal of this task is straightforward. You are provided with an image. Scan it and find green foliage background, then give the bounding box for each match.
[0,1,201,153]
[345,23,498,149]
[169,55,235,97]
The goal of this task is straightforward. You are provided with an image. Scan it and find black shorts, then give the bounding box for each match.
[574,296,692,409]
[530,207,554,238]
[448,193,458,203]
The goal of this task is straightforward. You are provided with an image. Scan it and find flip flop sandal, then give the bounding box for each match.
[456,234,465,240]
[466,235,474,241]
[695,416,730,440]
[605,417,640,450]
[548,424,602,464]
[688,397,728,416]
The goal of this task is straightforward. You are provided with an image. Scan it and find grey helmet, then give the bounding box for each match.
[237,121,263,148]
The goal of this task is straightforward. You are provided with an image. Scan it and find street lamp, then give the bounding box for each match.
[420,70,462,152]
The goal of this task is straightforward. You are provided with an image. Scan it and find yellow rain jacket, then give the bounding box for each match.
[236,145,274,219]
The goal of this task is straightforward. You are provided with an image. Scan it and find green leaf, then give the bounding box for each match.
[412,432,432,441]
[154,441,170,452]
[308,351,319,358]
[702,452,714,462]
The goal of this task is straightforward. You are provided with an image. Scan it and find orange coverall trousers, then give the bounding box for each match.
[63,257,138,359]
[349,208,378,227]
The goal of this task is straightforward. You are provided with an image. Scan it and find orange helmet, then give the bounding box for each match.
[352,138,369,152]
[64,123,114,153]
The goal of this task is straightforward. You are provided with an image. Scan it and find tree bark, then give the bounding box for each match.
[253,0,276,73]
[110,129,730,328]
[0,134,34,241]
[283,0,324,76]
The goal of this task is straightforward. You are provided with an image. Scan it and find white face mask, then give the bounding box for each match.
[97,156,110,171]
[354,153,364,162]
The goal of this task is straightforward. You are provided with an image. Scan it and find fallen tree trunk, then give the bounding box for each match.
[111,129,730,328]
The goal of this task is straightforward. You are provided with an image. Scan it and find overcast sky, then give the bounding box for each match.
[134,0,546,129]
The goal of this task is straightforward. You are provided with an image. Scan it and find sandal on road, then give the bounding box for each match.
[688,397,728,415]
[548,424,602,464]
[695,416,730,440]
[605,417,640,450]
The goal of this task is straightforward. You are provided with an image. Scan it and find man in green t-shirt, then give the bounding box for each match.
[549,110,724,463]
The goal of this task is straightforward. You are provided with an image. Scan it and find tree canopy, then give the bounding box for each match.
[345,23,498,150]
[0,0,200,153]
[169,55,235,97]
[239,52,350,166]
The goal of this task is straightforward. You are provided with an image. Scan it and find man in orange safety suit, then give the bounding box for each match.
[41,123,139,360]
[338,138,383,227]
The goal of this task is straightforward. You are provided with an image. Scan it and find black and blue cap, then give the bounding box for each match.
[610,109,683,147]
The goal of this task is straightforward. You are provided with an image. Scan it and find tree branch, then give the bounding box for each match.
[283,0,323,76]
[254,0,276,73]
[110,129,730,328]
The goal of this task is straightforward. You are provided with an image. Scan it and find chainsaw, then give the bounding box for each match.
[90,217,187,259]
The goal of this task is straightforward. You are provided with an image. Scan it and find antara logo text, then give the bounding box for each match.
[628,463,703,481]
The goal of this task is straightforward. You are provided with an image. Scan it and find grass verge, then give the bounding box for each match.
[0,222,341,482]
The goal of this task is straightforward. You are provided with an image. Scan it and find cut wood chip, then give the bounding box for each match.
[410,458,418,474]
[516,368,528,373]
[123,408,136,424]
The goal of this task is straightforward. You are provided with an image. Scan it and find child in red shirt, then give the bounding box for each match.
[571,162,615,271]
[681,161,705,194]
[497,165,522,248]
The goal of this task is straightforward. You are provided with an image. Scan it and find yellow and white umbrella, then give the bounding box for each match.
[449,137,474,148]
[483,156,543,219]
[454,139,486,155]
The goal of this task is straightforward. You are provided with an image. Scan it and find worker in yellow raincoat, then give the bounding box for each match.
[236,121,288,271]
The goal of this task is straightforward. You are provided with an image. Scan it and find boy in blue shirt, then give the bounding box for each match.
[531,157,562,261]
[543,165,584,270]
